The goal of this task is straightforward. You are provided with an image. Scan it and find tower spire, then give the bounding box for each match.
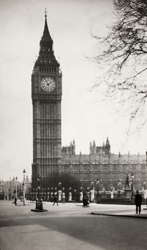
[45,8,47,19]
[41,9,53,46]
[34,10,59,67]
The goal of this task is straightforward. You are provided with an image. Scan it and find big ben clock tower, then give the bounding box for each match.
[31,12,62,188]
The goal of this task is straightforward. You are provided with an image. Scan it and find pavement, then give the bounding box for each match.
[3,199,147,218]
[91,207,147,219]
[8,199,147,218]
[42,201,147,219]
[1,201,147,250]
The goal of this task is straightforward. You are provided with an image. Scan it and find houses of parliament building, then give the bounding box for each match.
[31,13,147,193]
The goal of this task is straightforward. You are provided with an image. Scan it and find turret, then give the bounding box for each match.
[90,142,92,155]
[70,141,72,154]
[93,140,96,154]
[105,137,111,154]
[73,139,76,155]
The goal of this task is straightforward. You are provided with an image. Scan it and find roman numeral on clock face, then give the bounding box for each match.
[41,77,56,92]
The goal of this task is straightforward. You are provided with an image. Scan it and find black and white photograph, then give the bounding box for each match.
[0,1,147,249]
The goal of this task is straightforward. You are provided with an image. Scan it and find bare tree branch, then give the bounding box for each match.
[91,0,147,132]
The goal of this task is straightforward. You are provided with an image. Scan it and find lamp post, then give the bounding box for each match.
[22,169,26,205]
[55,187,57,198]
[42,188,44,200]
[62,187,65,203]
[91,180,99,202]
[130,173,134,199]
[47,188,50,201]
[15,177,18,199]
[87,187,90,197]
[37,174,41,200]
[80,187,83,201]
[96,179,100,202]
[44,188,46,200]
[34,174,44,211]
[9,178,12,200]
[69,187,72,201]
[118,180,121,190]
[51,187,53,201]
[58,182,61,201]
[74,189,77,203]
[45,188,47,201]
[91,182,94,202]
[35,188,37,200]
[117,179,121,198]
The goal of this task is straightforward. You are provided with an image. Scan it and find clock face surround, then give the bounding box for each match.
[41,77,56,92]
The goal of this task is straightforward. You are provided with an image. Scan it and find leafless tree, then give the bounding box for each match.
[93,0,147,132]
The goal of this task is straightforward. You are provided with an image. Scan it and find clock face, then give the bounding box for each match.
[41,77,56,92]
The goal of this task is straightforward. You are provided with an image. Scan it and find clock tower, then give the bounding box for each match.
[31,13,62,188]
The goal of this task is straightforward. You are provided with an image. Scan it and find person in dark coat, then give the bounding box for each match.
[82,197,87,207]
[82,196,90,207]
[53,195,58,206]
[135,190,142,214]
[14,197,17,206]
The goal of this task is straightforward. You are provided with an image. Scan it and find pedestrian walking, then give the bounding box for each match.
[135,190,142,214]
[14,197,17,206]
[82,196,89,207]
[53,195,58,206]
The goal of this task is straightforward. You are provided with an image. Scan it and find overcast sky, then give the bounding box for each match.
[0,0,147,181]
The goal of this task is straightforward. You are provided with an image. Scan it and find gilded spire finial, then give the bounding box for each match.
[45,8,47,19]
